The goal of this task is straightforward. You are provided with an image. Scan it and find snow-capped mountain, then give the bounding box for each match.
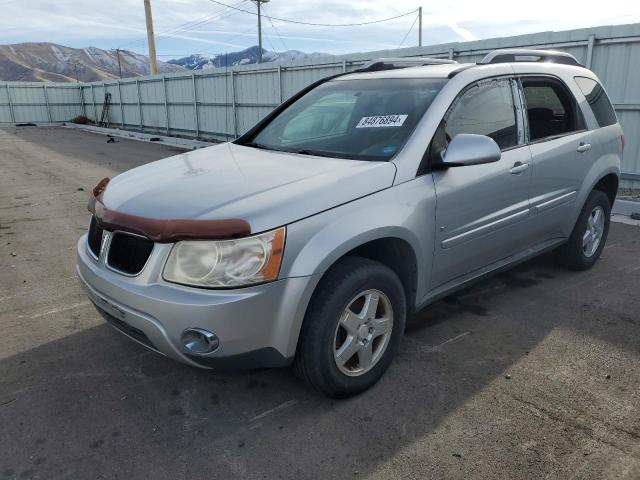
[168,46,330,70]
[0,42,186,82]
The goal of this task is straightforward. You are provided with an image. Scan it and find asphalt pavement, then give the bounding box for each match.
[1,126,639,480]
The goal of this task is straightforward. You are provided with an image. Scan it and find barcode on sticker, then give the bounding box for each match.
[356,115,408,128]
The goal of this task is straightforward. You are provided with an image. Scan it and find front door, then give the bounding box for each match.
[430,77,533,289]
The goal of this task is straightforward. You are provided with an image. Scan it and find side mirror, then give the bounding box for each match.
[441,133,501,167]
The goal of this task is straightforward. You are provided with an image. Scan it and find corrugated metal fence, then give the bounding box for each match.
[1,23,639,184]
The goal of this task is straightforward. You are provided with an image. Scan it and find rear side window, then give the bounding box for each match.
[574,76,617,127]
[445,78,518,150]
[522,78,584,141]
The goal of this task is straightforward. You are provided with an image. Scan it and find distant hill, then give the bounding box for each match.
[168,45,330,70]
[0,42,186,82]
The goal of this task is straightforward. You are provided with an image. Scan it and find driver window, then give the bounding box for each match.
[445,78,518,151]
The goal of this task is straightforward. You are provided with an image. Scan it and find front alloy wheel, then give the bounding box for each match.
[333,289,393,377]
[295,256,406,398]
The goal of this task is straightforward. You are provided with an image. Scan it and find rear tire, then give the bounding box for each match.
[294,256,406,398]
[554,190,611,270]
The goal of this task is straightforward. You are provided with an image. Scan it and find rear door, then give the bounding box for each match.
[430,77,533,289]
[518,76,594,243]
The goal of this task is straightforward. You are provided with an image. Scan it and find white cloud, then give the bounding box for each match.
[1,0,639,55]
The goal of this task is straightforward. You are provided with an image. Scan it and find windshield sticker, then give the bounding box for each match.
[356,115,408,128]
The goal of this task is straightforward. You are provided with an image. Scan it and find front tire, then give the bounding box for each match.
[554,190,611,270]
[294,256,406,398]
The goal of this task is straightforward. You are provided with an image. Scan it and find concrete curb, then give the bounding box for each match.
[612,199,640,217]
[62,123,217,150]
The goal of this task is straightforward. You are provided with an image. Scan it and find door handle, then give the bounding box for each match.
[510,161,529,174]
[577,142,592,153]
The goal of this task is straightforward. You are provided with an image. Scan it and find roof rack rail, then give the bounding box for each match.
[480,49,582,67]
[356,57,458,73]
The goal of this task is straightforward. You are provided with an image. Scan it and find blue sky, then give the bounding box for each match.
[2,0,640,59]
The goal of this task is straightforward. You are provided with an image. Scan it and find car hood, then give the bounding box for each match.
[101,142,396,233]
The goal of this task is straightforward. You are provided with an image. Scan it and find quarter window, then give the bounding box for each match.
[574,76,617,127]
[522,78,583,141]
[445,78,518,150]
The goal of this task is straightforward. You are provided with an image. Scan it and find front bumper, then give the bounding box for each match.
[77,234,318,369]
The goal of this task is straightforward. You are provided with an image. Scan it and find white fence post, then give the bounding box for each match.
[136,80,143,130]
[163,77,170,135]
[6,84,15,123]
[91,84,98,121]
[191,73,199,137]
[78,85,85,118]
[117,81,124,128]
[586,34,596,69]
[277,65,283,104]
[231,70,237,138]
[43,85,52,123]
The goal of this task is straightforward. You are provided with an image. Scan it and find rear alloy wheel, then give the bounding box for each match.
[554,190,611,270]
[294,256,406,398]
[582,205,606,258]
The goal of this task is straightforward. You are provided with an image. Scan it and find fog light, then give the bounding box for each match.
[181,328,219,354]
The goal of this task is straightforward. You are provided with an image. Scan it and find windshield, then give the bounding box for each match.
[243,78,447,161]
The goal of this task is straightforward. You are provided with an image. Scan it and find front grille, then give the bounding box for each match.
[87,216,103,258]
[107,232,154,275]
[97,307,157,351]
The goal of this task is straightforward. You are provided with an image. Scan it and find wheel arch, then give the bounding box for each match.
[284,228,425,358]
[570,164,620,236]
[343,237,419,314]
[280,180,437,358]
[592,173,619,207]
[288,225,424,308]
[289,233,420,361]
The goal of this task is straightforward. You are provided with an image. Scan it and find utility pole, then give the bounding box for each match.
[116,49,123,78]
[418,6,423,47]
[73,63,79,83]
[112,49,123,78]
[252,0,269,63]
[143,0,159,75]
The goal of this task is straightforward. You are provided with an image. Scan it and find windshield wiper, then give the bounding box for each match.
[246,144,346,159]
[244,141,281,152]
[294,149,336,158]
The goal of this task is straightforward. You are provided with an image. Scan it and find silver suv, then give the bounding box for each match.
[77,49,623,397]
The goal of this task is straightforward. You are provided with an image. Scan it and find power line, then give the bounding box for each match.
[397,12,419,49]
[263,27,277,52]
[198,24,257,56]
[160,3,247,39]
[263,4,288,51]
[204,0,418,27]
[117,0,247,50]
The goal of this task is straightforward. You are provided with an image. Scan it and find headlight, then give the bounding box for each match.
[163,227,285,288]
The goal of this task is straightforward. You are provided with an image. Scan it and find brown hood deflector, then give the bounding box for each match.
[87,177,251,243]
